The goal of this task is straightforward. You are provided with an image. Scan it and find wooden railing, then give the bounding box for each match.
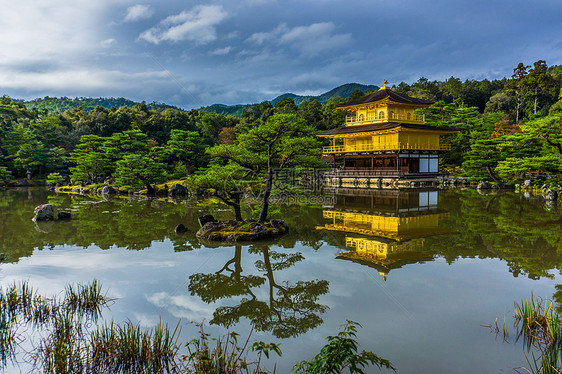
[345,113,425,125]
[323,143,451,153]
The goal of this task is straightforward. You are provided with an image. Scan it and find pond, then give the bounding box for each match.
[0,187,561,373]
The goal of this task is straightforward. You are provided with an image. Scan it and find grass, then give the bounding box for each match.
[1,282,391,374]
[509,296,562,373]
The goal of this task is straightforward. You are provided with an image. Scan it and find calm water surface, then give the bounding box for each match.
[1,187,561,373]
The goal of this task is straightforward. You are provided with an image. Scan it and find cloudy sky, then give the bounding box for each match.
[0,0,560,108]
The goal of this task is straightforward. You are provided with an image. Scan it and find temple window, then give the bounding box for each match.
[379,111,385,119]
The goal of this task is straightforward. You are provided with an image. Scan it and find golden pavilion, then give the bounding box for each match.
[318,83,458,186]
[317,190,452,280]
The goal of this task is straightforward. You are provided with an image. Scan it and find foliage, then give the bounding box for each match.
[184,322,281,374]
[188,244,329,339]
[498,297,562,373]
[292,321,396,374]
[46,172,65,186]
[24,96,177,113]
[209,113,322,223]
[0,167,12,184]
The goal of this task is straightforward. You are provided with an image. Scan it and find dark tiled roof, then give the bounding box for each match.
[318,122,460,136]
[337,88,433,107]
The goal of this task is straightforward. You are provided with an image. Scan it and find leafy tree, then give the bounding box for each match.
[46,172,65,186]
[443,76,463,102]
[299,99,324,128]
[68,135,109,183]
[520,112,562,155]
[347,89,365,101]
[462,134,542,182]
[187,162,256,221]
[0,166,12,185]
[462,138,506,181]
[523,60,557,115]
[209,113,322,223]
[496,155,562,184]
[166,130,206,176]
[274,98,299,114]
[113,153,167,195]
[507,62,530,122]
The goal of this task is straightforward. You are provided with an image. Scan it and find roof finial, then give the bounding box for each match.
[380,80,389,90]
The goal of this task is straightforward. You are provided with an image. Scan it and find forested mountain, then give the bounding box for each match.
[202,83,379,116]
[270,83,379,106]
[23,97,178,113]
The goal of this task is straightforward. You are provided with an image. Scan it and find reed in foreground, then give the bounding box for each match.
[0,282,394,373]
[507,297,562,374]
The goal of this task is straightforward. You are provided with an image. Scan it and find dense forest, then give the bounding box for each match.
[1,60,561,188]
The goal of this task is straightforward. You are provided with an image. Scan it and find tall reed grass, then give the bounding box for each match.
[511,297,562,373]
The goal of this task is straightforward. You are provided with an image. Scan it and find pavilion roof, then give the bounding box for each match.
[318,122,460,136]
[337,88,433,108]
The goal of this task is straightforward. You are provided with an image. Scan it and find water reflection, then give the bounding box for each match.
[188,243,329,338]
[318,189,451,280]
[0,188,206,262]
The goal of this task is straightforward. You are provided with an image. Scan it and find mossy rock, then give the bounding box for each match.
[196,219,288,242]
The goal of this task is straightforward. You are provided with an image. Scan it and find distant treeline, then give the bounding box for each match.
[0,60,561,186]
[22,97,178,113]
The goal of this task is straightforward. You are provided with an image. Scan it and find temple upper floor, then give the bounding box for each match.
[337,86,433,127]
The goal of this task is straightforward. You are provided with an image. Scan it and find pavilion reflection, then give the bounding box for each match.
[318,189,452,280]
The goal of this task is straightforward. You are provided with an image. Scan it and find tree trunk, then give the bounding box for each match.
[485,165,501,183]
[139,175,155,195]
[185,160,191,176]
[231,192,243,221]
[258,167,273,224]
[534,87,538,114]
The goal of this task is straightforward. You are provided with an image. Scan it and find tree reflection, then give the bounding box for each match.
[188,244,329,338]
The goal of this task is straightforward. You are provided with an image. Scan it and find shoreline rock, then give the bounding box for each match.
[33,203,71,222]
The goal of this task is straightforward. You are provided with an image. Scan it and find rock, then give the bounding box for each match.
[57,211,72,220]
[249,222,266,233]
[100,185,117,195]
[197,221,226,237]
[33,204,57,221]
[197,219,288,242]
[270,219,289,231]
[545,189,558,201]
[168,183,188,197]
[175,223,188,234]
[523,180,532,188]
[477,181,492,190]
[10,179,30,187]
[198,214,217,228]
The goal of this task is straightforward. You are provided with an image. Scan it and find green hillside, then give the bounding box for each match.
[202,82,380,116]
[24,97,178,113]
[271,83,379,106]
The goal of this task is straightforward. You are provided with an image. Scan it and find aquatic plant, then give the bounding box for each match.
[183,322,281,374]
[505,296,562,373]
[292,320,396,374]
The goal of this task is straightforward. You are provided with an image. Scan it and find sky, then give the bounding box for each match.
[0,0,560,109]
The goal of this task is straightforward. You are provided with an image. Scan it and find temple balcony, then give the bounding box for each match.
[323,143,451,154]
[345,113,425,125]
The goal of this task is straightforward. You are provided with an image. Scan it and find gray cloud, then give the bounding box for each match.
[124,4,154,22]
[0,0,560,108]
[139,5,228,44]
